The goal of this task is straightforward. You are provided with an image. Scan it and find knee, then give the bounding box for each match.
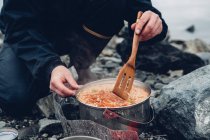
[0,89,36,116]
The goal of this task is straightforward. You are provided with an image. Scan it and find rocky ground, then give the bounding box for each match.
[0,29,210,140]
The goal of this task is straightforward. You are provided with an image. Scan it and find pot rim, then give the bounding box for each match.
[76,78,151,110]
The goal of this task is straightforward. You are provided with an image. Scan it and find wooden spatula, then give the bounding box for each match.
[113,12,142,100]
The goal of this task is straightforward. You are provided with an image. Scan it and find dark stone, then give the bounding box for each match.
[153,65,210,139]
[116,34,205,74]
[186,25,195,33]
[18,125,39,139]
[38,118,63,135]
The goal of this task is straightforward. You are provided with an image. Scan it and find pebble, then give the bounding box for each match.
[104,61,119,68]
[102,49,114,56]
[145,80,155,87]
[24,119,28,123]
[91,67,103,73]
[42,133,48,138]
[100,57,122,63]
[161,77,174,84]
[168,70,183,77]
[48,138,57,140]
[0,121,6,128]
[154,83,165,90]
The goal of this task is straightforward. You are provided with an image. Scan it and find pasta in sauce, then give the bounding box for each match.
[77,84,149,108]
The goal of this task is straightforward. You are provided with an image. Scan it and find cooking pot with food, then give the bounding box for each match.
[76,78,154,132]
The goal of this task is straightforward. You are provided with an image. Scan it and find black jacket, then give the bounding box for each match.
[0,0,168,83]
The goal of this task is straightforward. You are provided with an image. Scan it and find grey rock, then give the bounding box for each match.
[154,83,164,90]
[160,77,175,84]
[0,31,3,48]
[42,133,48,138]
[196,52,210,65]
[48,138,57,140]
[99,57,122,63]
[38,118,62,135]
[37,95,55,118]
[90,67,103,73]
[168,70,183,78]
[102,49,114,56]
[136,70,147,82]
[60,55,70,67]
[153,65,210,139]
[172,39,210,54]
[117,39,204,74]
[184,39,210,53]
[0,121,6,128]
[104,60,120,68]
[18,125,39,139]
[145,80,155,87]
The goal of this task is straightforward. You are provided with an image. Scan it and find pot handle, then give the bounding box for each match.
[103,106,154,126]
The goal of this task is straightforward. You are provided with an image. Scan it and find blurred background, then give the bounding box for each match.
[153,0,210,43]
[0,0,209,43]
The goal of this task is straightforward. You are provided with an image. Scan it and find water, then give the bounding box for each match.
[0,0,209,43]
[153,0,210,43]
[0,0,2,10]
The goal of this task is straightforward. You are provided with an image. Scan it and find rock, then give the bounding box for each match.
[117,39,205,74]
[42,133,48,138]
[196,52,210,65]
[0,121,6,128]
[102,49,114,56]
[153,65,210,139]
[154,83,164,90]
[18,125,39,139]
[0,31,3,48]
[38,118,62,135]
[184,39,210,53]
[107,36,124,49]
[103,60,120,69]
[171,39,210,54]
[160,77,175,84]
[90,67,103,73]
[145,80,155,87]
[99,57,122,63]
[116,27,205,74]
[135,70,147,82]
[60,55,70,67]
[186,25,195,33]
[37,95,55,118]
[48,138,57,140]
[168,70,183,78]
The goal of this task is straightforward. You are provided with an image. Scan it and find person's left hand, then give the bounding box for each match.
[131,11,163,42]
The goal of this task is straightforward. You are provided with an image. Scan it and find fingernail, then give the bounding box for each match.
[135,29,141,34]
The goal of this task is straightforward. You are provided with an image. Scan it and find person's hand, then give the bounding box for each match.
[131,11,163,42]
[50,65,79,97]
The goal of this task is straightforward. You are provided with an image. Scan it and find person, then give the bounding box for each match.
[0,0,167,116]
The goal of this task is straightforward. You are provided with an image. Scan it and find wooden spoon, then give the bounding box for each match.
[112,12,142,100]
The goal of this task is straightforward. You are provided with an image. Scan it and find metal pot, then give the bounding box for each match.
[0,128,18,140]
[61,136,101,140]
[76,78,154,132]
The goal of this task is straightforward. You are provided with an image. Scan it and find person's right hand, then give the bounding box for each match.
[50,65,79,97]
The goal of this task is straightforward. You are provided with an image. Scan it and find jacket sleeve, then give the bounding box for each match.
[1,0,64,83]
[125,0,168,45]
